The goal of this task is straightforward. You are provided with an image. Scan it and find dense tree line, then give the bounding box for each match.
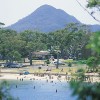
[47,23,91,59]
[0,23,92,64]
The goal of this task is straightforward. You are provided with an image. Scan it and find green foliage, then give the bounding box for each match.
[64,59,73,63]
[77,60,87,64]
[0,23,91,63]
[20,30,47,53]
[87,56,98,68]
[0,81,17,100]
[48,23,90,60]
[20,30,47,65]
[72,60,87,64]
[68,62,72,67]
[87,31,100,53]
[77,68,84,73]
[0,29,25,62]
[70,80,100,100]
[87,0,100,7]
[70,29,100,100]
[86,31,100,72]
[13,51,21,61]
[45,59,50,65]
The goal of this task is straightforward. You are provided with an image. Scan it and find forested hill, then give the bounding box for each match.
[7,4,100,32]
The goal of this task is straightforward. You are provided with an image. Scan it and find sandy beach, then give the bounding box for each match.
[0,72,99,83]
[0,73,67,82]
[0,66,99,82]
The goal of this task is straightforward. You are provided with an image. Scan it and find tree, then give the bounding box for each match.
[70,80,100,100]
[20,30,47,65]
[66,2,100,99]
[88,31,100,53]
[63,23,90,60]
[86,31,100,71]
[47,23,90,60]
[45,59,50,65]
[0,22,5,28]
[70,30,100,100]
[12,51,21,62]
[0,81,17,100]
[87,0,100,8]
[87,56,99,72]
[0,29,24,62]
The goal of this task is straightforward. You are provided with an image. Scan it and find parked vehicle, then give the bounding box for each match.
[24,71,29,75]
[4,62,23,68]
[53,61,65,65]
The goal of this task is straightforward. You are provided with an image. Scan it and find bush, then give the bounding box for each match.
[77,68,84,73]
[45,59,50,65]
[65,59,73,63]
[0,81,16,100]
[70,81,100,100]
[73,60,87,64]
[86,56,97,68]
[68,62,72,67]
[78,60,87,64]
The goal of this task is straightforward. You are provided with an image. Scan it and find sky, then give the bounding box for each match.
[0,0,100,26]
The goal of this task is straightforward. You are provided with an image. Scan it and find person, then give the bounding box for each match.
[34,86,35,89]
[61,68,63,72]
[56,89,57,93]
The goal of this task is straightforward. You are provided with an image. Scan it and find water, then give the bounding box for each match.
[8,80,77,100]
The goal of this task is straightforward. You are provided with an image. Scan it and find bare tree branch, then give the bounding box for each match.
[75,0,100,23]
[0,22,5,25]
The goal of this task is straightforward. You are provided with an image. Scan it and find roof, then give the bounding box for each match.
[32,51,50,56]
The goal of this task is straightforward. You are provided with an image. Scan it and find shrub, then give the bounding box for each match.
[45,59,50,65]
[68,62,72,67]
[86,56,97,68]
[77,68,84,73]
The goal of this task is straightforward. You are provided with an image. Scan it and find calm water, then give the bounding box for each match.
[8,80,77,100]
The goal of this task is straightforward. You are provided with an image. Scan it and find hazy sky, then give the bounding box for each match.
[0,0,100,26]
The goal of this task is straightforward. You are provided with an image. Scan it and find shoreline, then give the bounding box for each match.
[0,72,99,83]
[0,73,67,82]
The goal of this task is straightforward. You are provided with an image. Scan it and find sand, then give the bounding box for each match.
[0,73,67,83]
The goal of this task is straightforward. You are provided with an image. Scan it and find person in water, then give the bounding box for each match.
[56,89,57,93]
[34,86,35,89]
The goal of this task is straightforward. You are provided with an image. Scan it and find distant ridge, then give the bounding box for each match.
[7,4,100,32]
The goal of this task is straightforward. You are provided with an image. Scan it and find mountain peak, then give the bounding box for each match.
[34,4,57,14]
[39,4,55,8]
[7,5,100,32]
[6,5,80,32]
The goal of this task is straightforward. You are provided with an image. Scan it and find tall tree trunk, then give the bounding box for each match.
[56,52,59,69]
[29,52,32,66]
